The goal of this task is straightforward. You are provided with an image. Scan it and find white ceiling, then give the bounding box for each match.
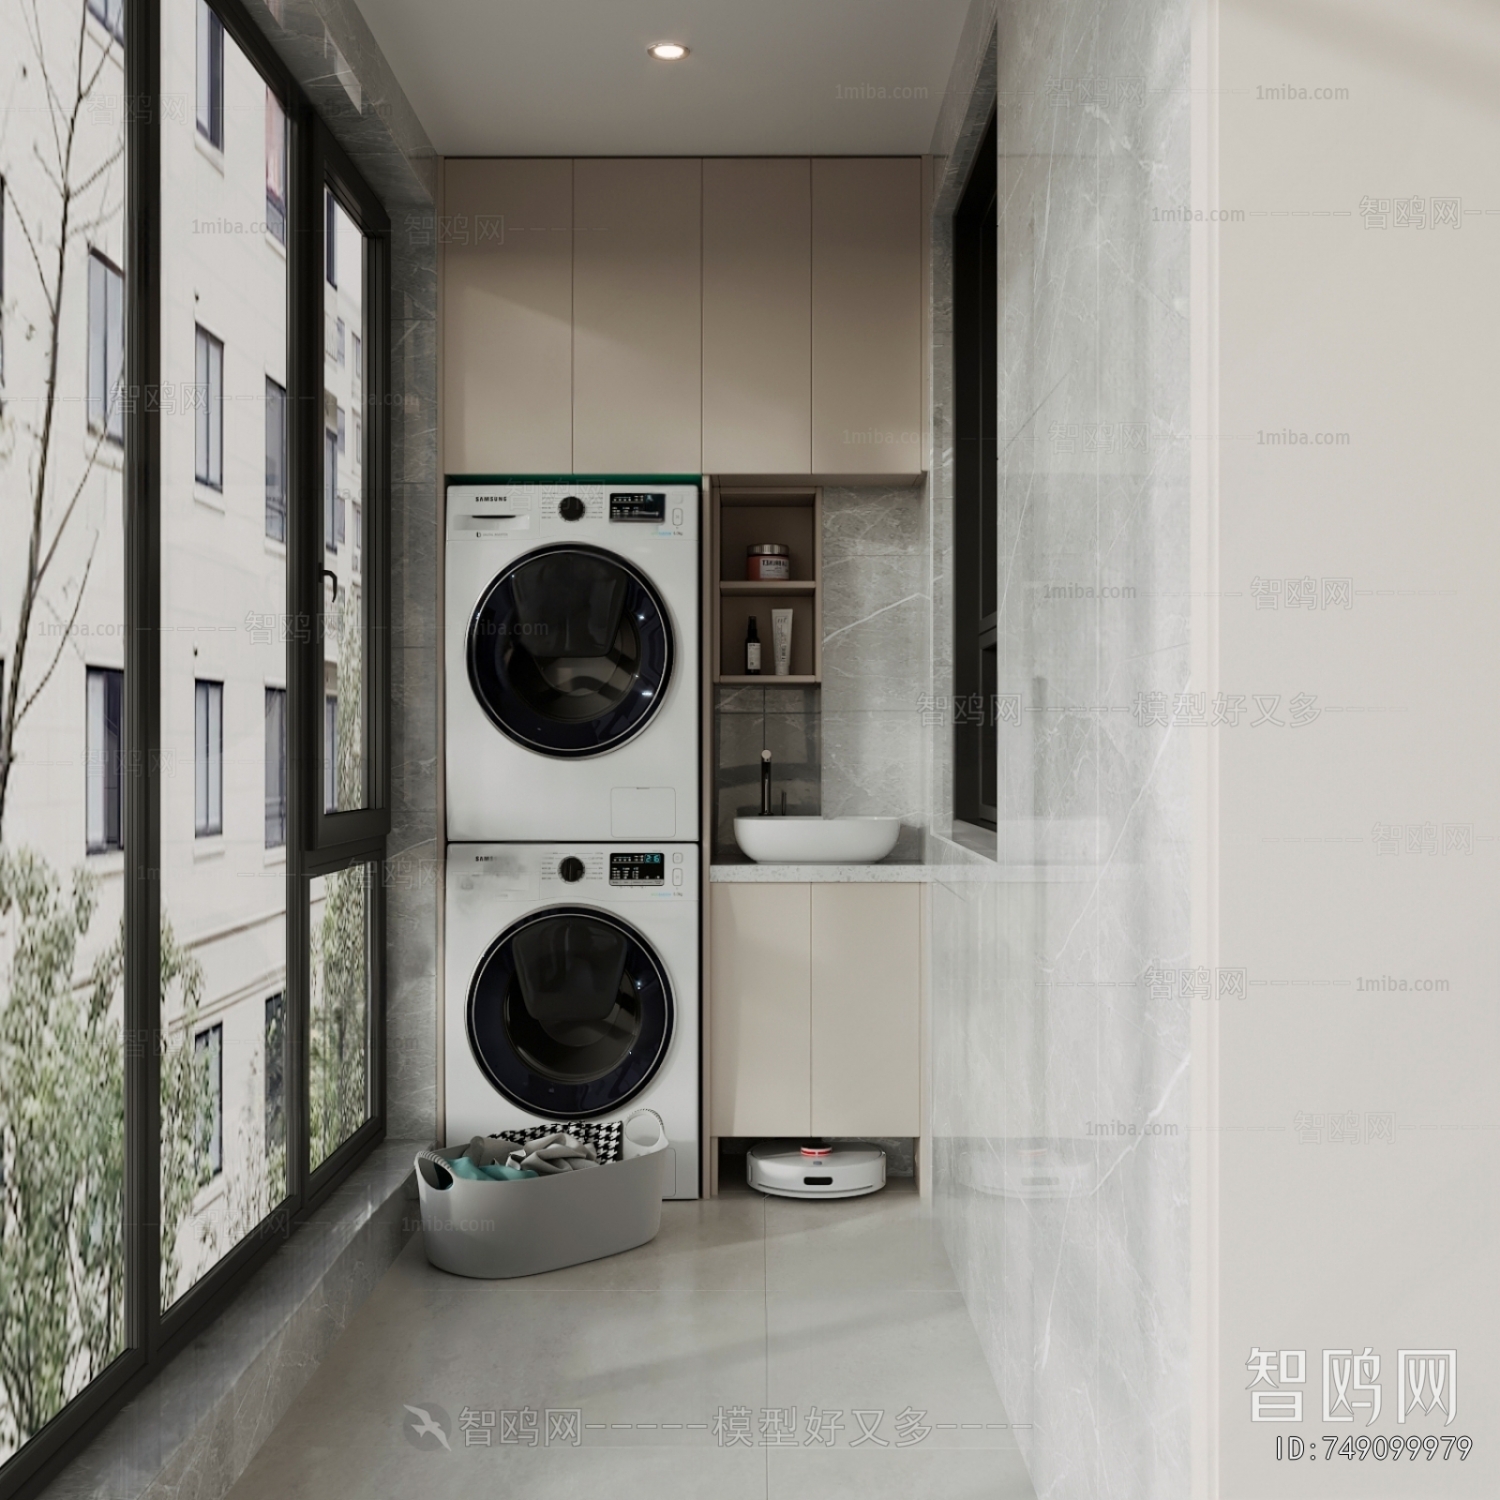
[350,0,973,157]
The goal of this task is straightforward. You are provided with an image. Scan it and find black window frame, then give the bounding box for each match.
[0,3,392,1492]
[952,110,999,831]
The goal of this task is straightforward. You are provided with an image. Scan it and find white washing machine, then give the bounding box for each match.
[445,481,701,843]
[444,842,700,1199]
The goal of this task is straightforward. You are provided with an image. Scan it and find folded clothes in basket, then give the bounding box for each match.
[505,1130,600,1175]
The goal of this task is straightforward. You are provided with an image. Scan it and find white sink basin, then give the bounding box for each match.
[733,816,901,865]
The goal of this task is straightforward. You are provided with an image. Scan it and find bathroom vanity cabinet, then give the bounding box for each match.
[709,881,922,1138]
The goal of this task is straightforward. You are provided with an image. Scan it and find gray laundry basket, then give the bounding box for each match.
[415,1146,668,1279]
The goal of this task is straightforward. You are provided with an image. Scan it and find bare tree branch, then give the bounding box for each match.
[19,543,97,726]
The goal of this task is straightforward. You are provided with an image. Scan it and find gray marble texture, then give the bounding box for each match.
[239,0,442,1146]
[922,2,1193,1499]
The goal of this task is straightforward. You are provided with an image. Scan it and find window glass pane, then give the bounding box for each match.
[264,376,286,540]
[309,862,373,1168]
[264,90,286,244]
[195,0,223,149]
[264,687,286,848]
[161,0,288,1309]
[0,0,127,1460]
[323,191,368,812]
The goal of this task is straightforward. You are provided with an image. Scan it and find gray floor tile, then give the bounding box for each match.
[763,1182,957,1294]
[766,1289,1017,1446]
[225,1191,1034,1500]
[768,1444,1036,1499]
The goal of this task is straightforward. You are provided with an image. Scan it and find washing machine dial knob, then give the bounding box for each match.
[558,495,586,522]
[558,856,586,883]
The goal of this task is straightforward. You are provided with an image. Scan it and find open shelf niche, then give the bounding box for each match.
[710,484,822,685]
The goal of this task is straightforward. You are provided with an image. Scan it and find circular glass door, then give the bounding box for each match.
[467,544,673,757]
[467,907,674,1118]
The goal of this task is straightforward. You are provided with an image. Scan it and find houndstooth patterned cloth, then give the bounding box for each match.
[482,1120,625,1165]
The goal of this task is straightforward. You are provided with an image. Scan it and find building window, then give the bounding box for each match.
[352,332,362,385]
[265,994,286,1154]
[336,404,346,455]
[325,187,337,285]
[265,686,287,848]
[88,250,125,445]
[265,377,287,540]
[196,0,225,149]
[194,326,223,489]
[85,667,124,853]
[195,1024,224,1182]
[323,694,337,813]
[335,316,346,365]
[324,426,339,551]
[1,175,7,395]
[352,503,362,576]
[952,111,998,832]
[195,679,223,836]
[87,0,126,45]
[265,90,287,243]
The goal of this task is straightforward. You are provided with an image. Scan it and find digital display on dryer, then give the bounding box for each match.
[609,492,667,522]
[610,852,665,885]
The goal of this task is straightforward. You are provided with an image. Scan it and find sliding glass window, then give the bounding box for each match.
[0,0,128,1464]
[0,1,389,1486]
[160,0,290,1309]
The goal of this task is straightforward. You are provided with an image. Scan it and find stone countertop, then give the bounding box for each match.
[710,861,935,883]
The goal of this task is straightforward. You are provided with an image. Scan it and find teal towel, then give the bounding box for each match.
[448,1155,537,1182]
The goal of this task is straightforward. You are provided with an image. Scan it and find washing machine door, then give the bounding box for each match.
[467,543,674,758]
[467,906,674,1118]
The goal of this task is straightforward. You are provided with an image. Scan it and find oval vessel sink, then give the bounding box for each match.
[733,816,901,865]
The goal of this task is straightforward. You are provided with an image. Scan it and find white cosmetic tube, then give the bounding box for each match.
[771,609,793,677]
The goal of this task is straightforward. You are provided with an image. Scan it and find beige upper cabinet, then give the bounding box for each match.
[811,158,923,475]
[442,159,573,475]
[702,159,812,476]
[573,159,702,474]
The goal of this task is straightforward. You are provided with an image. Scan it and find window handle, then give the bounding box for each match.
[322,568,339,605]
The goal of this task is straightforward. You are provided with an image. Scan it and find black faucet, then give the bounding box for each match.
[760,749,772,816]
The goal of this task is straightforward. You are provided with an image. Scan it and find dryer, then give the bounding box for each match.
[445,842,700,1199]
[445,481,700,843]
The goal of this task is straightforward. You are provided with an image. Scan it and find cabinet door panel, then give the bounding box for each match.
[443,159,572,474]
[710,883,811,1136]
[573,158,702,474]
[811,158,923,476]
[703,159,812,475]
[810,883,920,1135]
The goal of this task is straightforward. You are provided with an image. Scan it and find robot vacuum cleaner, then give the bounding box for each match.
[746,1143,886,1199]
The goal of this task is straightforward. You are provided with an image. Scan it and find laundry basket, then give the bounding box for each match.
[414,1118,670,1279]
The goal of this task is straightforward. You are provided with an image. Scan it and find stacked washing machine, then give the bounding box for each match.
[443,481,701,1198]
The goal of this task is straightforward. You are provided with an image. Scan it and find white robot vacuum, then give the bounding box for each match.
[746,1142,886,1199]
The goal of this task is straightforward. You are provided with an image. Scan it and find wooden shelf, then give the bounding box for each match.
[718,579,817,595]
[715,674,821,686]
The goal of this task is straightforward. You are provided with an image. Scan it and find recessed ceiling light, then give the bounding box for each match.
[647,42,689,61]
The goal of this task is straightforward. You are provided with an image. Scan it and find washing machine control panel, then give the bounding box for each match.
[609,851,665,886]
[609,492,667,523]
